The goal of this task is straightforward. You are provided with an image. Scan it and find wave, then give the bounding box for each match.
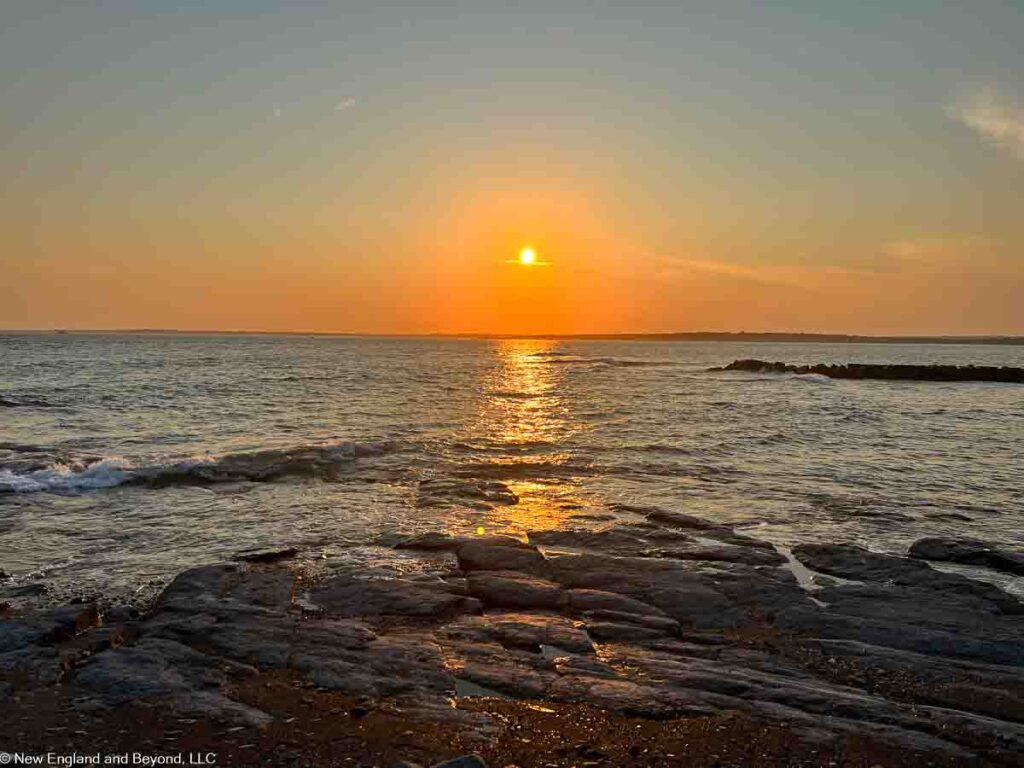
[486,389,543,400]
[0,395,57,408]
[535,355,679,368]
[0,440,397,494]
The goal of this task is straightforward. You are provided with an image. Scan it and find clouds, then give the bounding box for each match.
[948,87,1024,160]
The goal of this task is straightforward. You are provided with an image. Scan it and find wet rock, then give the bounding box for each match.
[794,543,1023,614]
[395,532,468,551]
[0,583,47,599]
[418,478,519,509]
[529,527,691,557]
[0,569,9,580]
[466,571,563,610]
[456,538,548,574]
[309,577,482,619]
[638,508,717,531]
[909,537,1024,576]
[0,621,45,652]
[652,545,785,567]
[431,756,487,768]
[233,546,299,564]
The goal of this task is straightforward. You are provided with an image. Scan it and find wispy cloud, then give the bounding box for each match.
[335,98,357,112]
[948,87,1024,159]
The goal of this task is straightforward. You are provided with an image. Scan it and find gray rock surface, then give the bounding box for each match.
[2,513,1022,762]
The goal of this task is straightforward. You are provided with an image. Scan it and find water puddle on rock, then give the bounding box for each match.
[775,545,860,608]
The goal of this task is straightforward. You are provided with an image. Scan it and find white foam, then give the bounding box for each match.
[0,441,392,494]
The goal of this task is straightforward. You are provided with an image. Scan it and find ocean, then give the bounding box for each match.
[1,333,1022,605]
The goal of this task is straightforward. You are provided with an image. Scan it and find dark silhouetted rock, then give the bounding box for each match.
[909,537,1024,576]
[456,538,548,574]
[710,359,1024,383]
[309,577,482,618]
[232,546,298,563]
[465,571,563,609]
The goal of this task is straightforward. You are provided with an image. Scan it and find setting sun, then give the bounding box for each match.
[519,247,537,266]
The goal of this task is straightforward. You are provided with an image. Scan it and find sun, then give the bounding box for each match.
[519,247,537,266]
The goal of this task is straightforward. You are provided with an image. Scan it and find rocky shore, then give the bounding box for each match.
[710,359,1024,383]
[2,511,1024,766]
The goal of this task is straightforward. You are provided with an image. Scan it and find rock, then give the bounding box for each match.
[565,589,669,618]
[72,637,271,726]
[793,543,1023,614]
[447,613,593,655]
[466,572,563,609]
[585,621,673,643]
[104,605,140,623]
[546,554,741,629]
[0,621,45,652]
[710,359,1024,383]
[395,532,468,551]
[0,583,47,599]
[639,508,717,531]
[47,604,100,640]
[418,478,519,509]
[908,537,1024,576]
[456,539,548,574]
[529,527,691,557]
[579,609,680,634]
[232,546,299,563]
[431,756,487,768]
[652,545,785,567]
[0,569,9,580]
[309,576,482,618]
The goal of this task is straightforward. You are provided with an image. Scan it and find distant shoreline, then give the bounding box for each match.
[3,329,1024,345]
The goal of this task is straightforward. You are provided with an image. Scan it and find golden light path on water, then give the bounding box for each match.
[453,339,593,536]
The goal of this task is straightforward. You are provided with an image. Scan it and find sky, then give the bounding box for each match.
[1,1,1023,335]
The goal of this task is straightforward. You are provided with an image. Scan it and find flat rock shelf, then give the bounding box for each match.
[2,509,1024,766]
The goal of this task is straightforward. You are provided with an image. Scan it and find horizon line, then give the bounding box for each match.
[3,329,1024,345]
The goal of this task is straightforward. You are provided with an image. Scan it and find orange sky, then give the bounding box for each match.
[2,4,1023,335]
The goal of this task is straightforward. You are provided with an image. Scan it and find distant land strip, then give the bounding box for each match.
[3,330,1024,345]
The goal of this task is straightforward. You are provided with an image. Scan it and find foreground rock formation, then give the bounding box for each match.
[710,359,1024,383]
[2,510,1024,765]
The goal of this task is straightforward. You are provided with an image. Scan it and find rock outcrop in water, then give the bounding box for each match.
[909,537,1024,576]
[710,359,1024,383]
[2,511,1024,764]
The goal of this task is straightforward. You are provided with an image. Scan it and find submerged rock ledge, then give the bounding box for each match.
[710,359,1024,383]
[2,512,1024,765]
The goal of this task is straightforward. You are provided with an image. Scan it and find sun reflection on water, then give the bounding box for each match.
[463,339,595,533]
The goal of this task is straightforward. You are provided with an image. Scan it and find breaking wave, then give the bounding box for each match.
[0,440,397,494]
[534,355,679,368]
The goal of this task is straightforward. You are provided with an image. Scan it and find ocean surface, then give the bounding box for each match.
[2,333,1022,605]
